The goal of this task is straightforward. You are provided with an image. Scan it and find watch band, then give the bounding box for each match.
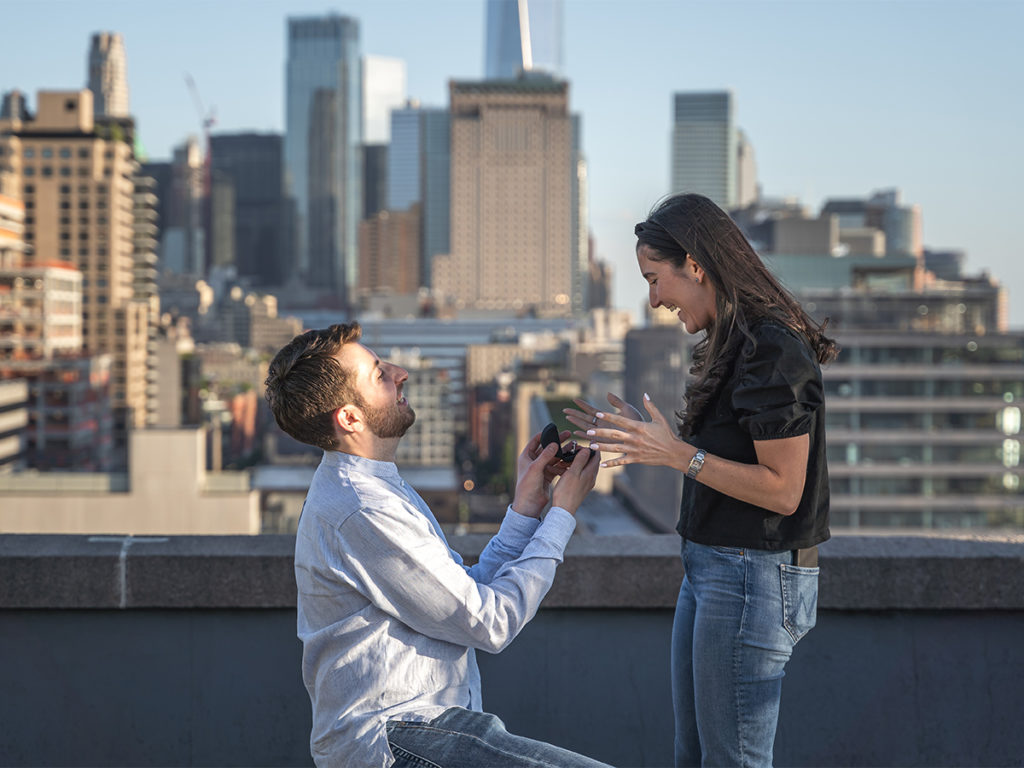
[686,448,707,479]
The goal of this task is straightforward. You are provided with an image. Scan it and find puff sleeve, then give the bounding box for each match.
[732,323,824,441]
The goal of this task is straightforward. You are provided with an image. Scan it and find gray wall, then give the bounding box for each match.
[1,533,1022,767]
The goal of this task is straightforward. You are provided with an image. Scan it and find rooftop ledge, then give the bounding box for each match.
[2,530,1023,611]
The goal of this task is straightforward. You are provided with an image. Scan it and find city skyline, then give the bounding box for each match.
[2,0,1021,323]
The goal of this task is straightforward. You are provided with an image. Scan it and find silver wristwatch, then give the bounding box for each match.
[686,448,707,479]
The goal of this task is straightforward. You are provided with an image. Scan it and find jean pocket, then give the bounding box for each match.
[779,564,819,643]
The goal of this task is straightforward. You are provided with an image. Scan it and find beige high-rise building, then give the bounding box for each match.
[433,76,574,316]
[0,89,153,430]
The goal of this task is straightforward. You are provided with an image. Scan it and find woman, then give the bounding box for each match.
[565,193,837,768]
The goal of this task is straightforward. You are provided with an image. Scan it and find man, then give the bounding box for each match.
[265,323,608,768]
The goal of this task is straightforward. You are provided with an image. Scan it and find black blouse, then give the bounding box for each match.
[677,320,831,551]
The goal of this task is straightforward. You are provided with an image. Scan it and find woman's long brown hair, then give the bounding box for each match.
[635,193,838,438]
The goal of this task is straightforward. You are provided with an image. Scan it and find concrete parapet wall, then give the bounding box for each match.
[1,532,1022,766]
[4,531,1023,611]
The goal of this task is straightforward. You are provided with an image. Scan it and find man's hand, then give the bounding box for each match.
[512,432,564,519]
[551,445,600,515]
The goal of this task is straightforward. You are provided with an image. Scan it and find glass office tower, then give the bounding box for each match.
[284,15,362,300]
[485,0,563,78]
[671,91,736,209]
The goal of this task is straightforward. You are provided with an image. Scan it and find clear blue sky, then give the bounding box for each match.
[3,0,1022,325]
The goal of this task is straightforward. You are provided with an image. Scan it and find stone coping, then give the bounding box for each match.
[1,530,1022,611]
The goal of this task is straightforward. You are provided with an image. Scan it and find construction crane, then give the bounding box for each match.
[184,73,216,197]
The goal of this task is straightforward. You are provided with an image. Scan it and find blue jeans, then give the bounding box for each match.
[672,539,819,767]
[386,707,613,767]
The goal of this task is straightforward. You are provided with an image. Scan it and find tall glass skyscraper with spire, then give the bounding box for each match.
[485,0,563,78]
[284,15,362,302]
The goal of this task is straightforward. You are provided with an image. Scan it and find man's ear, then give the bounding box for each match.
[334,404,364,435]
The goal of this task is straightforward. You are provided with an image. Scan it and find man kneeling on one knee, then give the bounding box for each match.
[265,323,611,768]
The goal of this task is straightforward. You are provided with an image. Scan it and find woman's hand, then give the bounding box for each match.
[564,393,643,432]
[568,393,691,470]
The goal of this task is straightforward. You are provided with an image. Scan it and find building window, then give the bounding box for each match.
[60,147,72,158]
[23,184,33,194]
[78,148,89,159]
[42,147,53,158]
[59,184,70,194]
[23,166,35,176]
[24,148,35,158]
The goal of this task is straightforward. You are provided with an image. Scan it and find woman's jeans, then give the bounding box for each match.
[387,707,612,767]
[672,539,819,768]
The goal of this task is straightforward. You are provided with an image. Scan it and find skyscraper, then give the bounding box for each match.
[387,105,421,212]
[671,91,736,208]
[284,15,362,301]
[735,128,758,208]
[419,109,451,288]
[209,133,290,287]
[387,103,450,288]
[362,55,406,144]
[433,76,574,316]
[87,32,129,119]
[485,0,564,78]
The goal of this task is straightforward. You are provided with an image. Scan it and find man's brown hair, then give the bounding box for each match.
[264,323,363,451]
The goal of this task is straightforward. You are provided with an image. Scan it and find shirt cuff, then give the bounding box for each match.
[535,506,576,551]
[501,504,542,542]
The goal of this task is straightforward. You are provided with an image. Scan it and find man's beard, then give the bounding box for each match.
[360,398,415,439]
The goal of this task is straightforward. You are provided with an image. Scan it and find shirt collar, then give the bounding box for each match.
[322,450,401,482]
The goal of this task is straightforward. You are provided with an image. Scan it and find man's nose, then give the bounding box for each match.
[389,364,409,383]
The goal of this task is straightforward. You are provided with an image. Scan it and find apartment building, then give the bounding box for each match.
[826,331,1024,528]
[0,89,155,434]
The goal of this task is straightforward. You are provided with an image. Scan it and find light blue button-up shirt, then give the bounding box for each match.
[295,450,577,768]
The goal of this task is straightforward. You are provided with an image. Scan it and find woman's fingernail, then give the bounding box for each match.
[586,430,595,436]
[590,443,599,450]
[600,462,608,468]
[595,412,604,419]
[644,392,651,401]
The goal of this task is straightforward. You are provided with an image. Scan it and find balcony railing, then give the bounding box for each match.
[0,531,1022,767]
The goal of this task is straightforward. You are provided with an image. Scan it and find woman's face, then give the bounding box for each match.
[637,243,717,334]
